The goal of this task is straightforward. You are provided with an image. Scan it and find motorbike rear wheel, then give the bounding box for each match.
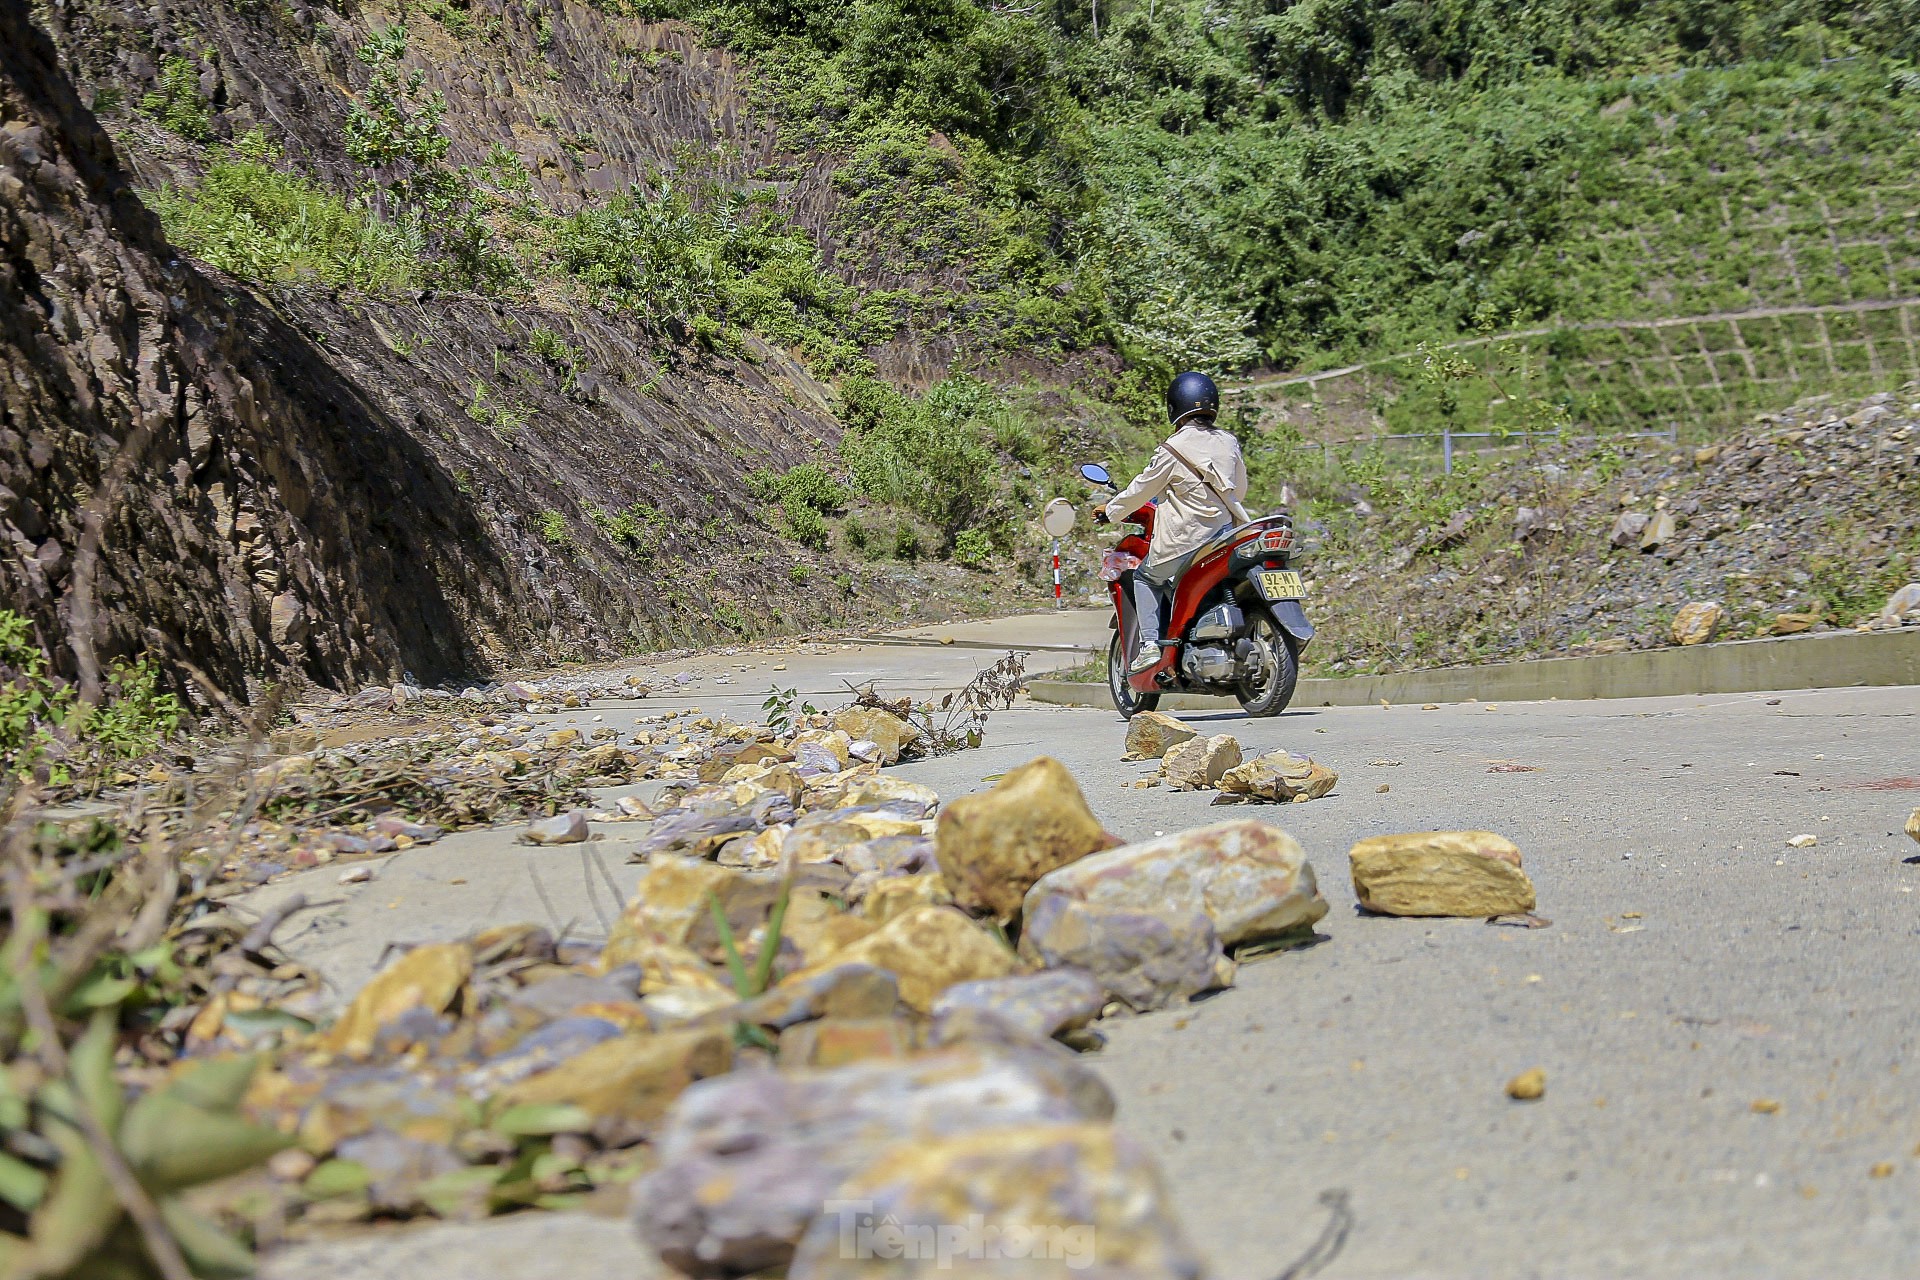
[1236,608,1299,718]
[1107,634,1161,719]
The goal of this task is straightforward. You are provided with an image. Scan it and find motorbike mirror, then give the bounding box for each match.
[1079,463,1111,486]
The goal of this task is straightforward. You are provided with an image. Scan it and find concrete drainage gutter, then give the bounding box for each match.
[1025,626,1920,712]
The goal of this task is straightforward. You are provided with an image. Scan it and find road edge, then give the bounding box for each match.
[1026,625,1920,711]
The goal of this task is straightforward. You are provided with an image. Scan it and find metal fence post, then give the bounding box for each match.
[1442,426,1454,475]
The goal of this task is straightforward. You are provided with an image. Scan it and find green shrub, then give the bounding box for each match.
[588,501,666,554]
[952,527,994,568]
[147,131,421,290]
[0,612,183,779]
[142,55,212,141]
[783,500,831,549]
[839,374,1003,549]
[538,510,571,544]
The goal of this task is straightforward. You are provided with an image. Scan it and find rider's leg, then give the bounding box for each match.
[1128,568,1170,674]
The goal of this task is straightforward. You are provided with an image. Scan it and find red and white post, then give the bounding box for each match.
[1051,539,1063,609]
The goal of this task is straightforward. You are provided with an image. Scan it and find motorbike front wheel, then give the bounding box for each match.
[1236,608,1300,718]
[1107,634,1161,720]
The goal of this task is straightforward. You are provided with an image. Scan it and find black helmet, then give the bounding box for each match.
[1167,371,1219,425]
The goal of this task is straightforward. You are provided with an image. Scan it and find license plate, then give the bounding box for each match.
[1256,570,1306,600]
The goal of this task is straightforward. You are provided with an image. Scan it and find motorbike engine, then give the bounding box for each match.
[1180,602,1246,683]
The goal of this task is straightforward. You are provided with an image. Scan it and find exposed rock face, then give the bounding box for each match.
[0,0,956,701]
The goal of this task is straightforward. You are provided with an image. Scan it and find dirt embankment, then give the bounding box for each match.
[1297,389,1920,675]
[3,0,1010,707]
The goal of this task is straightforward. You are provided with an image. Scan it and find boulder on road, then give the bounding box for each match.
[929,969,1106,1042]
[1907,808,1920,845]
[1349,830,1535,917]
[783,905,1016,1013]
[1670,601,1724,646]
[1218,751,1337,803]
[1159,734,1242,790]
[787,1123,1203,1280]
[632,1048,1112,1276]
[830,706,921,765]
[522,811,590,845]
[1018,820,1326,1010]
[937,757,1112,921]
[1123,711,1198,761]
[496,1027,732,1140]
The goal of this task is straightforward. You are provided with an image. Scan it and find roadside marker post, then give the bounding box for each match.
[1040,499,1077,611]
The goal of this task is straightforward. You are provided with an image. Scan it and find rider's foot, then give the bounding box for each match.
[1128,643,1163,675]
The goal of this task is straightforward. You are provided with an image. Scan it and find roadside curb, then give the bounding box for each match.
[1025,626,1920,711]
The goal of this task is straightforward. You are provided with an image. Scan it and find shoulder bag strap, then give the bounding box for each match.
[1161,438,1252,525]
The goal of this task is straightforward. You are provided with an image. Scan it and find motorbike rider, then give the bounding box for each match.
[1098,371,1250,674]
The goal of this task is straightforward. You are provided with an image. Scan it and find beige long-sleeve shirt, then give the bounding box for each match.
[1105,422,1249,573]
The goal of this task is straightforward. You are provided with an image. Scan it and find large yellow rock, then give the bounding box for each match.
[614,856,752,946]
[781,890,881,967]
[937,757,1111,921]
[787,1123,1202,1280]
[498,1028,731,1127]
[1670,601,1724,646]
[785,906,1015,1012]
[830,706,922,765]
[862,873,952,924]
[1907,809,1920,845]
[1122,711,1197,761]
[597,934,733,994]
[1218,751,1337,803]
[1349,831,1536,917]
[322,942,472,1058]
[1159,734,1242,790]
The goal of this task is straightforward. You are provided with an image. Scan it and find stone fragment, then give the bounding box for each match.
[610,857,756,948]
[930,969,1106,1041]
[1771,612,1820,635]
[829,706,921,765]
[1159,734,1242,790]
[522,811,589,845]
[1348,830,1536,917]
[690,964,901,1033]
[1879,583,1920,622]
[776,1016,917,1068]
[497,1028,732,1137]
[633,1048,1112,1277]
[322,943,472,1058]
[787,1123,1203,1280]
[1670,601,1724,646]
[1123,711,1198,761]
[779,891,880,967]
[1638,509,1677,550]
[1506,1068,1546,1101]
[1218,750,1337,803]
[1019,821,1326,1010]
[1609,510,1649,547]
[1908,809,1920,845]
[1785,833,1817,848]
[783,906,1015,1013]
[840,775,940,816]
[936,757,1110,921]
[860,873,951,923]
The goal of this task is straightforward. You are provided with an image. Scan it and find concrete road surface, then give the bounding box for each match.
[253,614,1920,1280]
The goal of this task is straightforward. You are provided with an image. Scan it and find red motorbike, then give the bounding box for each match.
[1081,462,1313,719]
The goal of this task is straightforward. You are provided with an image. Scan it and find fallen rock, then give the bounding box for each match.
[1506,1067,1546,1101]
[691,964,902,1032]
[610,857,758,948]
[1638,509,1677,550]
[522,811,590,845]
[1019,821,1326,1010]
[861,873,951,923]
[1122,711,1197,761]
[1880,582,1920,622]
[930,969,1106,1042]
[1159,734,1242,790]
[829,706,921,765]
[322,943,472,1058]
[776,1016,917,1068]
[498,1028,732,1140]
[787,1123,1203,1280]
[1609,510,1650,547]
[1771,612,1820,635]
[1908,809,1920,844]
[1349,831,1536,917]
[633,1048,1113,1277]
[784,906,1016,1012]
[936,757,1111,921]
[1670,601,1724,646]
[1217,751,1337,803]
